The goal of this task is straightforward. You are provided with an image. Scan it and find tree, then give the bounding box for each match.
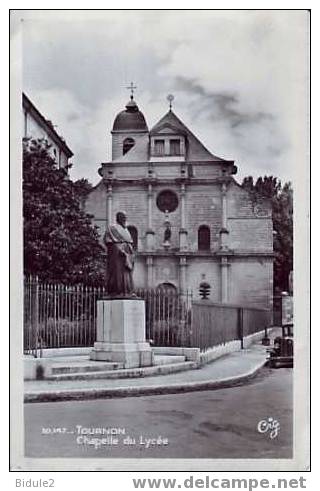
[23,138,105,285]
[242,175,293,294]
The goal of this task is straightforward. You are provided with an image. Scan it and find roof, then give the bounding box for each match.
[112,98,148,133]
[23,93,73,158]
[150,110,226,162]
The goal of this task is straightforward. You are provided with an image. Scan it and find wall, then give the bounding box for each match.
[228,257,273,308]
[112,132,148,161]
[185,184,222,251]
[153,257,179,288]
[86,183,149,247]
[85,172,273,309]
[85,181,108,237]
[227,181,273,252]
[24,110,70,168]
[131,256,180,290]
[187,258,221,301]
[228,218,273,252]
[133,257,147,288]
[192,163,223,178]
[227,181,271,218]
[113,164,148,179]
[152,162,181,178]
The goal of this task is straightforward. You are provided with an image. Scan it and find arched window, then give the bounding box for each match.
[127,225,138,250]
[157,282,177,294]
[198,225,211,251]
[156,283,177,323]
[123,137,135,155]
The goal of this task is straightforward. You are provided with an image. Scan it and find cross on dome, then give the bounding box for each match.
[126,82,137,100]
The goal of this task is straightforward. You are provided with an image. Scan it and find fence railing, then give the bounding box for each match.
[24,277,271,357]
[24,277,104,355]
[24,277,192,356]
[136,287,192,347]
[190,301,272,352]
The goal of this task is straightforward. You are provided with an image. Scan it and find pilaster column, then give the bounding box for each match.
[219,182,229,251]
[179,256,187,293]
[146,183,155,251]
[179,183,188,251]
[146,256,154,288]
[106,183,113,225]
[220,256,230,303]
[181,183,186,229]
[221,182,228,228]
[147,183,153,229]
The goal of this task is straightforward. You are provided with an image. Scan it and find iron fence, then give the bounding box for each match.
[136,287,192,347]
[24,277,192,356]
[24,277,271,357]
[24,276,104,355]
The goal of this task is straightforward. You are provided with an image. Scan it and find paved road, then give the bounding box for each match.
[24,367,292,459]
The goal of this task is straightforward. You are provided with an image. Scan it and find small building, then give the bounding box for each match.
[86,93,273,308]
[22,93,73,168]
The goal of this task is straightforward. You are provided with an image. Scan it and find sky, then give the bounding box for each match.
[15,10,309,185]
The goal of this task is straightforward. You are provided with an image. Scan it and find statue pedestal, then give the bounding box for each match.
[90,299,153,368]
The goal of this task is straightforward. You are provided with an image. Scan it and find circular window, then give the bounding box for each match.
[156,190,179,213]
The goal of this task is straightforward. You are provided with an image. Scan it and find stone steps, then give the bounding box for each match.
[47,360,197,381]
[51,360,123,375]
[49,354,186,376]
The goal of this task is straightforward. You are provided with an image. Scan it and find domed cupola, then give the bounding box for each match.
[112,97,148,133]
[111,92,149,161]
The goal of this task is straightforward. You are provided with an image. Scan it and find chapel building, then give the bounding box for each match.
[85,94,273,308]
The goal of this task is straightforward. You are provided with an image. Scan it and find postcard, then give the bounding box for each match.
[10,9,310,472]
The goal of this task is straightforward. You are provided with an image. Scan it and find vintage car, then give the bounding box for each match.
[267,324,293,368]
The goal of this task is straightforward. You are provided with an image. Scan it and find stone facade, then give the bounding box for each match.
[86,98,273,308]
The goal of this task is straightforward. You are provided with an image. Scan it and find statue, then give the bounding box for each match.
[164,225,171,243]
[163,211,171,249]
[91,211,153,368]
[104,211,135,297]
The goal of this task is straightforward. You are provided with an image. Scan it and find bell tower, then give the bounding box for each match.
[111,83,149,161]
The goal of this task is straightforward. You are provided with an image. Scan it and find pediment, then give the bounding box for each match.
[150,122,187,136]
[150,109,227,162]
[156,126,178,135]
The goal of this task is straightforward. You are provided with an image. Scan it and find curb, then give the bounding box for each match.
[24,359,267,403]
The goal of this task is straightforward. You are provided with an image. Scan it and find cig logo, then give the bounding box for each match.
[257,417,280,439]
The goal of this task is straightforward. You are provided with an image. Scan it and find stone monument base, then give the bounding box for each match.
[90,298,153,368]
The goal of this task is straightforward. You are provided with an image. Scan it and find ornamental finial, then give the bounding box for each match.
[167,94,174,110]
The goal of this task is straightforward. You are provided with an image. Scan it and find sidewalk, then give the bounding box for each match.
[24,337,274,403]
